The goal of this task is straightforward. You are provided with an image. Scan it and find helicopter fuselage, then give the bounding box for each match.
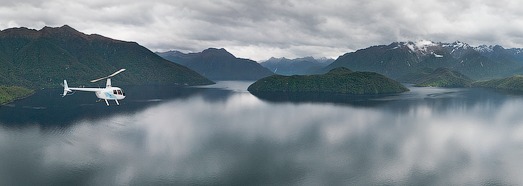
[68,87,126,100]
[62,69,127,106]
[63,80,126,106]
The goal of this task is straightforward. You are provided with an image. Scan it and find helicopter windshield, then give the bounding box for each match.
[113,89,125,96]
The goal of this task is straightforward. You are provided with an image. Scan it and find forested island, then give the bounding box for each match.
[248,67,409,95]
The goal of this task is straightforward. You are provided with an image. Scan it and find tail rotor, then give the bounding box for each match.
[62,80,71,97]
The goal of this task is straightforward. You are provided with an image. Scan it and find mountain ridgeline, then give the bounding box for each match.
[260,57,334,75]
[0,25,213,89]
[157,49,273,80]
[325,41,523,81]
[248,67,408,95]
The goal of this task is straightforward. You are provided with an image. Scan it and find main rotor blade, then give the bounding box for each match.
[108,69,126,78]
[90,77,106,83]
[90,69,126,83]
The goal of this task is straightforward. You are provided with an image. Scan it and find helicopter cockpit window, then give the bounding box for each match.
[117,90,122,95]
[113,90,117,94]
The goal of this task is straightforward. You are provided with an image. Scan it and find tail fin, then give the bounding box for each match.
[62,80,71,97]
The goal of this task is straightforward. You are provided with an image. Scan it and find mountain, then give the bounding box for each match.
[414,68,473,87]
[472,75,523,92]
[260,57,334,75]
[247,67,408,95]
[0,25,214,89]
[325,40,523,81]
[157,48,273,80]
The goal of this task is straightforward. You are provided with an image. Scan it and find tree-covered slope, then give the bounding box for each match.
[415,68,473,87]
[472,75,523,92]
[248,67,409,95]
[0,86,34,104]
[0,25,213,88]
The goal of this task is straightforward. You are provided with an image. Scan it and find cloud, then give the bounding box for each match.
[1,0,523,60]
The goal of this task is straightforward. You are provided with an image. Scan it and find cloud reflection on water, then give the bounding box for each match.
[1,86,523,185]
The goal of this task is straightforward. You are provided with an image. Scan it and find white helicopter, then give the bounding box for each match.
[62,69,126,106]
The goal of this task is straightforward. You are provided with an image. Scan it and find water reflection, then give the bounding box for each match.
[0,85,233,128]
[1,82,523,185]
[250,91,395,107]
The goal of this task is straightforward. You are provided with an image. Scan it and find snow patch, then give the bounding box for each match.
[475,45,494,53]
[406,43,415,52]
[403,40,437,53]
[415,40,436,48]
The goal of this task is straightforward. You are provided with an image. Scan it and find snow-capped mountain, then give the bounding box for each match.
[474,45,496,53]
[507,48,523,62]
[326,40,523,81]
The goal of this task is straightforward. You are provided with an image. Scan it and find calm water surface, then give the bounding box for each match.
[1,81,523,185]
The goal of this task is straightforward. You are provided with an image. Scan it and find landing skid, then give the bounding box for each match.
[96,99,119,106]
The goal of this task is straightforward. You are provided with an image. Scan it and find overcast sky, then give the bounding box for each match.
[1,0,523,61]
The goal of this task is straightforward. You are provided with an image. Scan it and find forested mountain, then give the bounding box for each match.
[260,57,333,75]
[157,48,273,80]
[414,68,473,88]
[325,41,523,81]
[0,25,213,89]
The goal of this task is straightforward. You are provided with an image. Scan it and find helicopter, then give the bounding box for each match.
[62,69,126,106]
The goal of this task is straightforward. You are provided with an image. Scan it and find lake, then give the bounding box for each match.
[1,81,523,185]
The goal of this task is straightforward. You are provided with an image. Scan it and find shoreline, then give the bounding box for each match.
[0,88,35,106]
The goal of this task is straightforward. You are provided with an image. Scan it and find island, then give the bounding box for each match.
[0,86,34,105]
[414,68,473,88]
[472,75,523,92]
[247,67,409,95]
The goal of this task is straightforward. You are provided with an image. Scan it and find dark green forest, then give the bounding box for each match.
[248,67,409,95]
